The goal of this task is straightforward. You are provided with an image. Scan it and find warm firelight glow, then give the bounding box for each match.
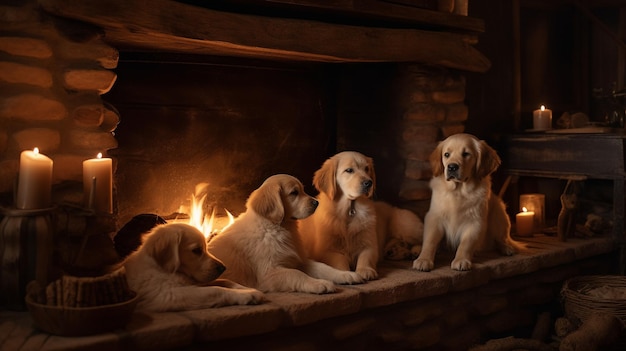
[184,183,235,239]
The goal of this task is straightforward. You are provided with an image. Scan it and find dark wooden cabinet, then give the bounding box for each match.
[503,132,626,270]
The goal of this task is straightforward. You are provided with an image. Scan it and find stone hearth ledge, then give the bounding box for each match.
[0,235,617,351]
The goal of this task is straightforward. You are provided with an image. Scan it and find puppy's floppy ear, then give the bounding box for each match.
[475,140,501,179]
[313,156,337,199]
[429,142,444,177]
[247,182,284,224]
[145,225,182,274]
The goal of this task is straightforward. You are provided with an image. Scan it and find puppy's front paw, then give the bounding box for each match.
[356,267,378,281]
[412,258,434,271]
[451,258,472,271]
[305,279,337,294]
[235,288,265,305]
[336,271,366,285]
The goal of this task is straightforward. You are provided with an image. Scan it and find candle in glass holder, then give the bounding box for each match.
[533,105,552,130]
[516,207,534,237]
[16,148,53,209]
[83,153,112,213]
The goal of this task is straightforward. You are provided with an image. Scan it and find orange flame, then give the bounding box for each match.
[186,184,235,239]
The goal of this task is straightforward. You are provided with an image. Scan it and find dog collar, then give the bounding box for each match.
[349,200,356,217]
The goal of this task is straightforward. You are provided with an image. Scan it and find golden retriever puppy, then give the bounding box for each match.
[124,223,264,312]
[299,151,423,281]
[412,133,523,272]
[207,174,364,294]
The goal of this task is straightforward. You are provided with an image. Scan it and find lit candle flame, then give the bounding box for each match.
[522,207,528,213]
[97,152,103,159]
[33,147,39,154]
[540,105,545,111]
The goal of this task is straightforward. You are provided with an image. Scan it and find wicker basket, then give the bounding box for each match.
[561,275,626,327]
[26,290,138,336]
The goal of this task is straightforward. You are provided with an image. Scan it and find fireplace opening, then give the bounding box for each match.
[105,53,412,228]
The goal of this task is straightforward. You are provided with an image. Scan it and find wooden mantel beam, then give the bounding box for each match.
[39,0,491,72]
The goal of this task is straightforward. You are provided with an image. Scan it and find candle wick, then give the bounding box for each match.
[88,176,97,210]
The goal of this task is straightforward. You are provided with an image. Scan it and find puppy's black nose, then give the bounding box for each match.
[447,163,459,172]
[311,198,319,209]
[362,179,373,189]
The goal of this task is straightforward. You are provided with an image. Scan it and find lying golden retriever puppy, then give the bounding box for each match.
[413,133,523,272]
[123,222,264,312]
[208,174,364,294]
[299,151,423,281]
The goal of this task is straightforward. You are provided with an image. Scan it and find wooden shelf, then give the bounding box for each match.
[39,0,490,72]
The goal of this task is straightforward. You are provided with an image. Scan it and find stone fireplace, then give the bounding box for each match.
[0,0,483,231]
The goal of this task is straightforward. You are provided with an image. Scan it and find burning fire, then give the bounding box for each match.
[180,183,235,239]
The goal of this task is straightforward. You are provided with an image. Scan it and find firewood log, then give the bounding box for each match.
[559,312,623,351]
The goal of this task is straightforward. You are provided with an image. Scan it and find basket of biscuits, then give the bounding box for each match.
[26,266,138,336]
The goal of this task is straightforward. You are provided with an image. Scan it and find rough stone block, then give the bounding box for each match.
[401,302,445,327]
[0,61,52,87]
[331,317,376,341]
[0,36,52,59]
[183,303,285,342]
[442,307,469,329]
[441,124,465,137]
[399,179,431,200]
[13,127,60,152]
[446,103,469,122]
[404,159,431,180]
[57,40,119,69]
[63,69,117,94]
[402,139,438,160]
[401,122,439,142]
[269,289,361,326]
[470,295,509,316]
[69,129,118,150]
[72,104,104,128]
[102,102,120,132]
[404,103,446,121]
[0,94,67,121]
[432,89,465,104]
[403,91,431,105]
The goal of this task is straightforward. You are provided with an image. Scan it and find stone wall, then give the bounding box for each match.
[397,65,467,203]
[0,1,119,207]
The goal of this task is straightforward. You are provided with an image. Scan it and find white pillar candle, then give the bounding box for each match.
[520,193,545,229]
[516,207,535,237]
[83,153,112,213]
[533,105,552,130]
[16,148,53,209]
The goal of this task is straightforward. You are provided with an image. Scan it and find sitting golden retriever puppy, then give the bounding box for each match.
[124,222,264,312]
[413,133,523,272]
[208,174,364,294]
[299,151,423,281]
